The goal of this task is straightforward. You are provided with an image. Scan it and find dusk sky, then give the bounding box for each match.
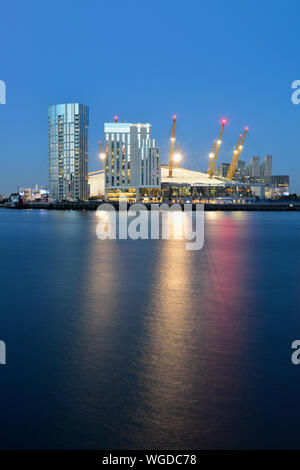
[1,0,300,193]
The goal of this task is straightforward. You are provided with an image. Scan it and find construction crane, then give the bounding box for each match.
[226,127,248,180]
[98,141,106,169]
[168,115,176,177]
[207,119,227,178]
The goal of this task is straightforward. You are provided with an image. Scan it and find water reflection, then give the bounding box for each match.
[3,210,298,449]
[133,237,196,447]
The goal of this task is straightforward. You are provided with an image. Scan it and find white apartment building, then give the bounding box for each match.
[104,122,160,201]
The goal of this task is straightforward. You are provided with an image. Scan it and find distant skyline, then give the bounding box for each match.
[1,0,300,193]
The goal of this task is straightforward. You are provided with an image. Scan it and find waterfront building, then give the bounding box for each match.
[88,170,105,199]
[18,188,32,201]
[234,160,248,182]
[48,103,89,200]
[269,175,290,197]
[214,163,230,178]
[213,153,290,199]
[89,165,221,199]
[249,156,260,177]
[214,161,247,181]
[260,154,272,177]
[88,134,290,201]
[33,185,49,200]
[250,183,265,199]
[104,121,160,201]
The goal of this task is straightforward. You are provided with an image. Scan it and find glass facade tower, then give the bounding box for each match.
[48,103,89,200]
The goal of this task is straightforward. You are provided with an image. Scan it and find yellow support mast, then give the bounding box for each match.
[175,143,180,168]
[225,134,242,176]
[207,140,216,174]
[168,115,176,177]
[207,119,227,178]
[226,127,248,180]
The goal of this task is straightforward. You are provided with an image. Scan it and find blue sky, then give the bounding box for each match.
[0,0,300,193]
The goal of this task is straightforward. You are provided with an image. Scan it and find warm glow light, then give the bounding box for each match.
[173,114,177,120]
[96,210,109,220]
[209,152,214,158]
[173,153,182,162]
[217,140,222,144]
[100,153,106,160]
[222,118,227,124]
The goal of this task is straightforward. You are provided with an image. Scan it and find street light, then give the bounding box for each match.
[99,152,106,170]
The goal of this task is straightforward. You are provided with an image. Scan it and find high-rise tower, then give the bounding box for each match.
[48,103,89,200]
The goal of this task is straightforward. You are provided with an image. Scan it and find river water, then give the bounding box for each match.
[0,209,300,449]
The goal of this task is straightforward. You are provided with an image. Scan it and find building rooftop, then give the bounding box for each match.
[88,166,238,198]
[161,165,224,186]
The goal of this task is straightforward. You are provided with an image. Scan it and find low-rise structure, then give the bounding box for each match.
[19,188,32,201]
[215,154,290,198]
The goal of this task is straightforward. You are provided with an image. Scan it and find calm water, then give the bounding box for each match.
[0,208,300,449]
